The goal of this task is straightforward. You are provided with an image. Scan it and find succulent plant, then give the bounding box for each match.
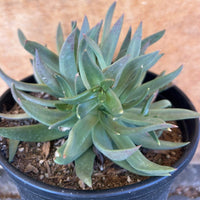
[0,2,199,187]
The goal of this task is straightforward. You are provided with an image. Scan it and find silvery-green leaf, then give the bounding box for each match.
[54,74,74,97]
[59,86,99,104]
[126,66,183,103]
[122,88,149,109]
[100,114,176,136]
[78,16,90,45]
[131,132,189,150]
[0,112,30,120]
[150,100,172,109]
[0,124,67,142]
[55,114,98,165]
[141,30,165,54]
[71,21,77,31]
[102,88,123,116]
[83,35,107,70]
[109,132,175,176]
[100,79,114,92]
[17,29,26,47]
[79,50,105,89]
[0,68,54,95]
[120,110,165,126]
[76,100,98,119]
[116,27,132,60]
[92,123,140,161]
[24,40,59,73]
[101,1,116,43]
[75,148,95,187]
[126,22,142,60]
[56,23,64,54]
[14,89,62,107]
[103,55,130,80]
[34,49,63,96]
[101,15,124,65]
[141,93,156,116]
[59,28,77,92]
[113,51,160,97]
[8,139,20,162]
[148,108,200,121]
[11,85,72,126]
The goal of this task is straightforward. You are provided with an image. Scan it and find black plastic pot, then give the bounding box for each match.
[0,73,199,200]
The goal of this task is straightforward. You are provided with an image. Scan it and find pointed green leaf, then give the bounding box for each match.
[75,148,95,187]
[15,89,62,107]
[100,79,114,92]
[148,108,200,121]
[0,68,54,95]
[103,55,130,80]
[24,40,59,73]
[141,93,156,116]
[141,30,165,54]
[101,1,116,43]
[17,29,26,47]
[79,16,90,45]
[101,15,124,65]
[0,124,67,142]
[0,112,30,119]
[116,27,132,60]
[131,132,189,150]
[56,23,64,54]
[83,35,107,70]
[34,49,63,96]
[126,66,183,103]
[59,28,77,92]
[102,88,123,116]
[76,100,98,119]
[150,100,172,109]
[80,50,105,89]
[59,86,99,104]
[11,85,72,126]
[54,114,98,165]
[126,22,142,60]
[71,21,77,31]
[54,74,74,97]
[100,114,176,136]
[109,132,175,176]
[8,139,20,162]
[92,123,140,161]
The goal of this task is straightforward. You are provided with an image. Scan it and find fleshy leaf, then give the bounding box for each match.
[100,114,176,136]
[17,29,26,47]
[0,124,68,142]
[109,132,175,176]
[75,148,95,187]
[59,28,77,92]
[34,49,63,96]
[101,1,116,43]
[54,114,98,165]
[8,139,20,162]
[126,22,142,60]
[59,86,99,104]
[92,123,140,161]
[141,30,165,54]
[24,40,59,73]
[0,68,53,94]
[102,88,123,116]
[11,85,72,126]
[0,112,30,119]
[79,16,90,45]
[79,50,105,89]
[56,23,64,54]
[76,100,98,119]
[126,66,183,103]
[116,27,132,60]
[83,35,107,70]
[131,132,189,150]
[101,15,124,65]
